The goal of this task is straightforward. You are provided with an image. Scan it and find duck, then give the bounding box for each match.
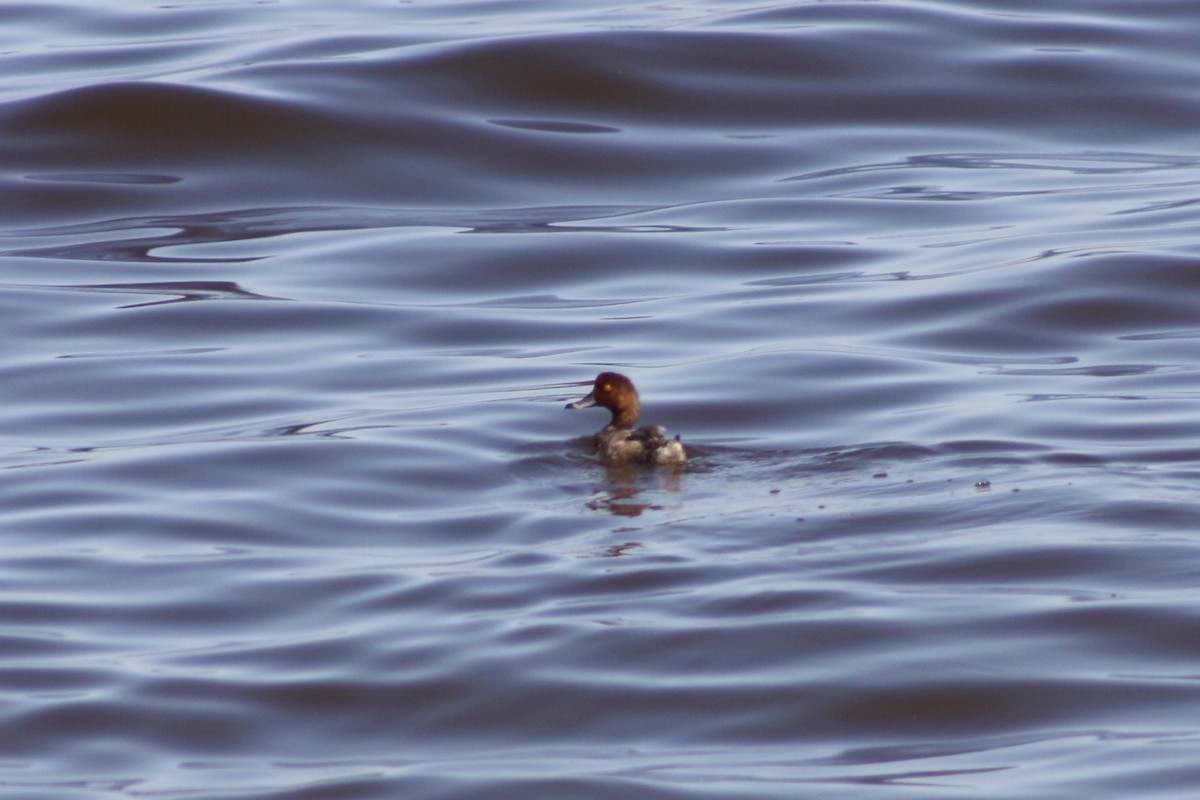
[565,372,686,466]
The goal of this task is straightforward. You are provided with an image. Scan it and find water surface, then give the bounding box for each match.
[3,1,1200,797]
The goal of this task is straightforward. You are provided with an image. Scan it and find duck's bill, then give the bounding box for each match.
[565,392,596,410]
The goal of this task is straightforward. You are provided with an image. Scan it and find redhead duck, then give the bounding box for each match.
[565,372,686,466]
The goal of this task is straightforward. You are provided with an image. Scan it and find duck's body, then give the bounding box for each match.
[565,372,686,466]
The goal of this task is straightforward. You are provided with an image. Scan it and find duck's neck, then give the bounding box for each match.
[609,400,640,431]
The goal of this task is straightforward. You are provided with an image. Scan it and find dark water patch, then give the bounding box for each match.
[54,280,277,306]
[3,81,345,161]
[26,171,181,185]
[490,118,621,134]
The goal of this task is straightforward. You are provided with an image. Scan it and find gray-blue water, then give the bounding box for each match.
[4,1,1200,797]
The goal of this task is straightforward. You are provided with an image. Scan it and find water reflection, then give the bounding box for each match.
[599,542,643,557]
[63,280,278,307]
[584,460,685,517]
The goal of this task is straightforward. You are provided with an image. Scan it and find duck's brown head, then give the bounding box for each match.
[565,371,641,430]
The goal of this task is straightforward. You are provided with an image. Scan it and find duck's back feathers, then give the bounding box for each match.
[595,425,686,466]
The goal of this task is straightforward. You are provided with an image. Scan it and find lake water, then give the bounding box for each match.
[4,1,1200,797]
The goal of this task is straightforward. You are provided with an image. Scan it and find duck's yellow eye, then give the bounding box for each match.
[602,383,612,392]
